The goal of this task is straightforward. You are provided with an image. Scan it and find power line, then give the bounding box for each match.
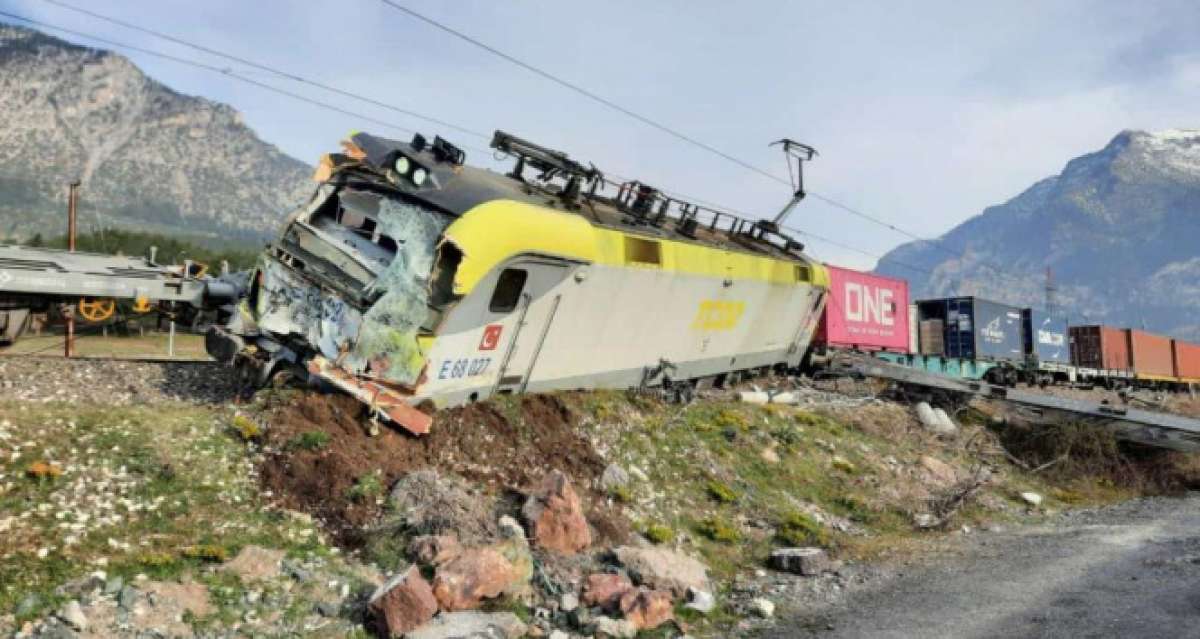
[38,0,490,141]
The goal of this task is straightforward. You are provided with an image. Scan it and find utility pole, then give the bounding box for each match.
[1044,267,1056,316]
[64,180,80,358]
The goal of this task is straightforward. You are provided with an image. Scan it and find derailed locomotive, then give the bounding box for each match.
[207,131,829,433]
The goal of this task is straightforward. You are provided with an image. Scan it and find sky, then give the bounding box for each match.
[1,0,1198,269]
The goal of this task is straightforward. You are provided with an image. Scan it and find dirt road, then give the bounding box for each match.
[776,495,1200,639]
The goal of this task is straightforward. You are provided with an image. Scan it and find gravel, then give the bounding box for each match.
[0,357,237,405]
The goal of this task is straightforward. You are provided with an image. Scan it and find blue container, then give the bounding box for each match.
[1022,309,1070,365]
[917,297,1025,363]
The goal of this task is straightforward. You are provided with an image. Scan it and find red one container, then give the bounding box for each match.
[816,265,909,352]
[1069,325,1131,371]
[1128,329,1175,378]
[1172,340,1200,380]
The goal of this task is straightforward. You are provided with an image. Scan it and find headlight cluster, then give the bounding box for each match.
[393,155,429,187]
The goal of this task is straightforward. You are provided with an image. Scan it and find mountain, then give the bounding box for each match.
[0,24,312,244]
[877,129,1200,340]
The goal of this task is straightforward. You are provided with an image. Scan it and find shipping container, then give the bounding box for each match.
[917,297,1024,362]
[1021,309,1070,364]
[1069,325,1130,371]
[816,265,910,352]
[918,319,944,355]
[1128,329,1175,378]
[1173,340,1200,381]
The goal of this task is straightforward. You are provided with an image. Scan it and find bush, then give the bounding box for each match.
[287,430,331,451]
[348,469,385,502]
[609,484,634,503]
[182,544,228,563]
[232,414,261,441]
[705,480,738,504]
[643,523,675,545]
[696,516,740,543]
[776,511,829,547]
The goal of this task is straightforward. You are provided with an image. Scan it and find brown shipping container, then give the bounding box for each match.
[1173,340,1200,380]
[1069,325,1131,371]
[1128,330,1175,377]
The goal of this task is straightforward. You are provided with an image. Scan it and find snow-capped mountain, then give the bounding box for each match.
[876,129,1200,340]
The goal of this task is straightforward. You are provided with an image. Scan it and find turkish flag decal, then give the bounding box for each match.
[479,324,503,351]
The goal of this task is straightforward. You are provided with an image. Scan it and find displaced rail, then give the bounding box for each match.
[837,353,1200,453]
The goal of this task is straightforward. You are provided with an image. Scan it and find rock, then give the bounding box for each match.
[492,518,534,596]
[769,547,831,576]
[560,592,579,612]
[522,470,592,554]
[916,402,955,435]
[15,593,40,617]
[831,456,856,474]
[919,455,958,486]
[498,515,526,540]
[750,597,775,618]
[549,630,569,639]
[592,615,638,639]
[629,466,649,482]
[685,587,715,614]
[406,611,528,639]
[409,534,463,566]
[614,546,710,598]
[432,547,516,611]
[117,585,138,611]
[600,464,630,490]
[618,587,674,630]
[315,601,339,617]
[222,545,285,582]
[932,407,958,434]
[367,566,439,637]
[286,563,314,582]
[103,576,124,596]
[58,601,87,631]
[913,513,939,529]
[569,604,591,628]
[582,573,634,610]
[1021,492,1044,507]
[760,446,781,464]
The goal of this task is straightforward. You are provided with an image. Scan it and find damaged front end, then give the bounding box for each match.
[208,133,464,434]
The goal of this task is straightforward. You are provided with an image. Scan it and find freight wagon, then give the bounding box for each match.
[812,265,908,353]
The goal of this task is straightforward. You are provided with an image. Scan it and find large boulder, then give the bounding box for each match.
[522,470,592,554]
[432,547,516,611]
[367,567,439,638]
[613,546,709,597]
[618,587,674,630]
[582,573,634,610]
[769,547,831,576]
[405,611,528,639]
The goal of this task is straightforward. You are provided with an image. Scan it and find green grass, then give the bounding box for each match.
[286,430,331,451]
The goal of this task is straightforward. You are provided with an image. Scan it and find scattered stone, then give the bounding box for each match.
[560,592,580,613]
[831,456,856,474]
[315,601,339,617]
[919,455,959,486]
[368,567,439,638]
[286,563,314,582]
[432,547,516,610]
[932,407,958,434]
[916,401,955,435]
[685,587,715,614]
[103,576,124,596]
[613,546,710,597]
[629,466,649,482]
[549,630,570,639]
[618,587,674,630]
[492,517,534,597]
[58,601,87,632]
[498,515,526,540]
[592,615,638,639]
[222,545,286,582]
[750,597,775,618]
[523,470,592,554]
[1021,492,1044,507]
[769,547,831,576]
[569,604,592,629]
[760,446,781,464]
[409,534,463,566]
[913,513,938,529]
[406,611,528,639]
[582,573,634,610]
[117,586,138,611]
[600,463,630,490]
[16,593,40,617]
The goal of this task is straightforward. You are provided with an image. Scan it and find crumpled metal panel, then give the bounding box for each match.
[256,196,450,387]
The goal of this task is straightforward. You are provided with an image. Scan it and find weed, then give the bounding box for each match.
[831,456,857,474]
[771,424,803,448]
[715,408,748,430]
[696,515,740,543]
[609,484,635,503]
[182,544,229,563]
[777,511,830,547]
[706,480,738,504]
[231,413,261,441]
[348,469,385,503]
[287,430,331,451]
[643,523,676,544]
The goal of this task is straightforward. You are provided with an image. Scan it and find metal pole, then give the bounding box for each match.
[168,319,175,358]
[65,181,80,358]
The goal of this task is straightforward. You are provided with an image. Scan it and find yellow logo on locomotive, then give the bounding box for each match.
[691,300,745,331]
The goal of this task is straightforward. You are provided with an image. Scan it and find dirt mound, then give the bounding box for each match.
[258,391,610,547]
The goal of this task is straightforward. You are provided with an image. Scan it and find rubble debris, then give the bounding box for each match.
[613,546,710,598]
[523,470,592,554]
[406,611,528,639]
[618,587,674,630]
[409,534,464,566]
[368,567,439,638]
[769,547,832,576]
[432,547,516,611]
[582,573,634,610]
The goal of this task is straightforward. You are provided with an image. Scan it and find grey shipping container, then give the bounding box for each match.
[917,297,1025,362]
[1022,309,1069,365]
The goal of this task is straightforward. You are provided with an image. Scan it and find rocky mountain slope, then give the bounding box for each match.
[0,24,312,244]
[877,129,1200,340]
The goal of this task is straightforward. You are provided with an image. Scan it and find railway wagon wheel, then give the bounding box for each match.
[77,297,116,322]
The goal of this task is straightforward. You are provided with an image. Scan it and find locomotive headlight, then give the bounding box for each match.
[411,167,428,187]
[394,156,411,175]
